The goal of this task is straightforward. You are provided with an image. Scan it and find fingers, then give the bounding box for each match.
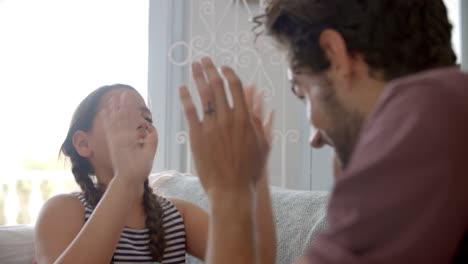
[249,87,273,131]
[264,111,274,132]
[264,111,275,145]
[333,153,342,178]
[221,66,248,117]
[179,85,201,131]
[253,89,265,121]
[191,62,215,120]
[184,58,257,127]
[253,89,274,144]
[100,91,123,130]
[118,90,137,126]
[201,57,230,118]
[98,91,142,152]
[247,87,263,133]
[245,84,255,114]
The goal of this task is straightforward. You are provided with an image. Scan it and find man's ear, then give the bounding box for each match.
[319,29,352,82]
[72,130,93,158]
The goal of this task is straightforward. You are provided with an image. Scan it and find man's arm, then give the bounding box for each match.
[256,172,276,264]
[207,188,258,264]
[179,57,270,264]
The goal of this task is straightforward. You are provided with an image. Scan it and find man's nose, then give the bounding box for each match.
[309,129,325,148]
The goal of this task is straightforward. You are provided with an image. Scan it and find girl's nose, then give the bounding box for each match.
[137,120,149,137]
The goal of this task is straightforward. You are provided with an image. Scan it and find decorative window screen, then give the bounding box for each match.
[148,0,464,190]
[149,0,334,190]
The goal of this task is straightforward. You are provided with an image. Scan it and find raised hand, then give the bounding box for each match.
[179,57,271,195]
[98,90,156,183]
[245,85,275,166]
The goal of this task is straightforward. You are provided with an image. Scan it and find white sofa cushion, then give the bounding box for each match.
[151,170,329,264]
[0,225,35,264]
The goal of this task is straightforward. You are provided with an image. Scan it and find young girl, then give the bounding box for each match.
[34,84,275,264]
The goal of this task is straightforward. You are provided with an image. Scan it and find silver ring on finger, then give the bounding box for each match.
[204,101,216,116]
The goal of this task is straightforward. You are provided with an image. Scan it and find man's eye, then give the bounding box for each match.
[291,83,305,100]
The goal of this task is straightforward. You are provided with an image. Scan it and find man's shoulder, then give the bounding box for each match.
[374,67,468,121]
[386,67,468,101]
[358,67,468,166]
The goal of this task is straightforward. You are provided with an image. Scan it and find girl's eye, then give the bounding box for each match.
[145,117,153,124]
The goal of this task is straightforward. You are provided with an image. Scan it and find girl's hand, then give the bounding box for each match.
[179,57,271,195]
[244,85,274,173]
[333,153,342,178]
[98,90,156,184]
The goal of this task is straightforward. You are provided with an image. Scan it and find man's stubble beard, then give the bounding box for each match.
[319,76,364,169]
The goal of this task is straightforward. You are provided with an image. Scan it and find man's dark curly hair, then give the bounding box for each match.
[253,0,457,81]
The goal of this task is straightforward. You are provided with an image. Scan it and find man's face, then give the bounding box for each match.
[288,68,363,168]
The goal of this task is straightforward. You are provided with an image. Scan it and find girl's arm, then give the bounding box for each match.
[35,177,141,264]
[170,198,208,260]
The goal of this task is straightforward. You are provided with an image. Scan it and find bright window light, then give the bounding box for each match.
[444,0,462,63]
[0,0,148,225]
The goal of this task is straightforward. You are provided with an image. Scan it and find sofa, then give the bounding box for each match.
[0,171,329,264]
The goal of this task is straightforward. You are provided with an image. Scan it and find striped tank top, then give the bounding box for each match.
[76,193,187,264]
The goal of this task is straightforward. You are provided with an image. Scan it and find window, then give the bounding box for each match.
[0,0,149,225]
[148,0,323,191]
[150,0,464,192]
[444,0,462,64]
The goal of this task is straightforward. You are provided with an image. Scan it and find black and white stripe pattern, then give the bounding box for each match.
[77,193,187,264]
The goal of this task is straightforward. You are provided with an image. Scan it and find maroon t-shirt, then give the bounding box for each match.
[306,68,468,263]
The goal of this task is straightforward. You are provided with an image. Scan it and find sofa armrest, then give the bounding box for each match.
[0,225,35,264]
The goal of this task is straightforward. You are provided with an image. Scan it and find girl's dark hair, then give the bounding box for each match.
[60,84,166,262]
[254,0,457,81]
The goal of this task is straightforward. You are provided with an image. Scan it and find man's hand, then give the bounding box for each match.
[245,85,274,164]
[179,57,270,196]
[179,57,274,264]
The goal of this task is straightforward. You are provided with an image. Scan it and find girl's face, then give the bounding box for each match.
[85,88,158,181]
